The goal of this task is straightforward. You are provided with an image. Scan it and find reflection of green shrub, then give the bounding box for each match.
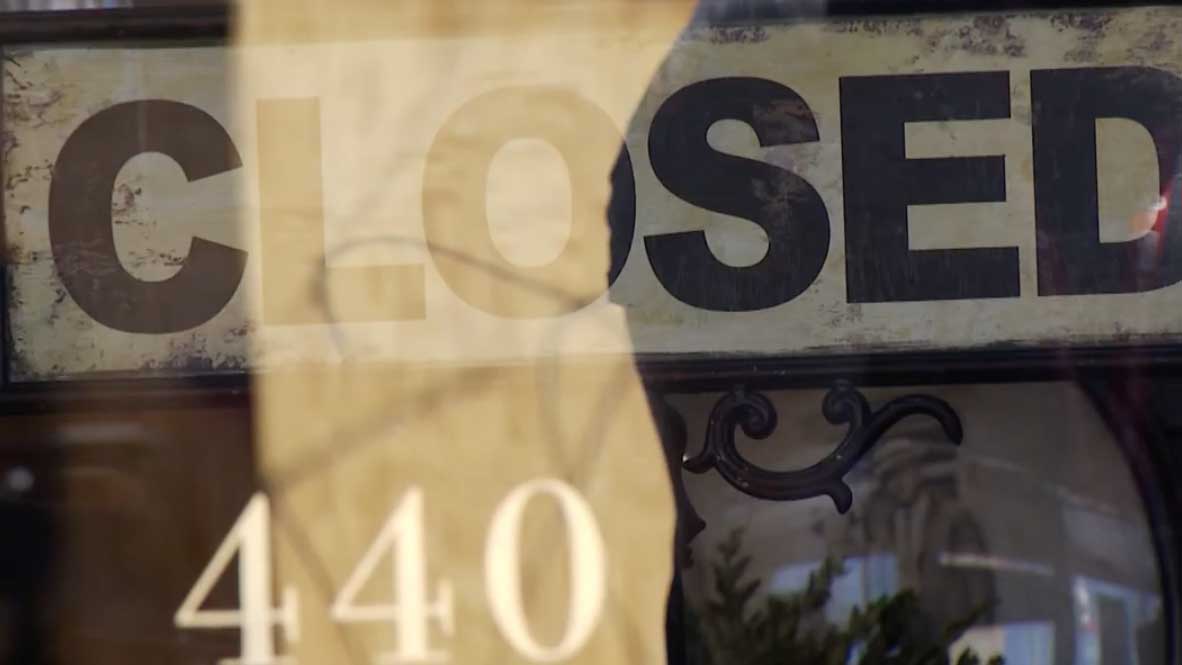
[685,529,1004,665]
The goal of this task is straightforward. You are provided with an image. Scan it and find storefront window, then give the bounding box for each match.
[668,383,1165,665]
[1,2,1180,665]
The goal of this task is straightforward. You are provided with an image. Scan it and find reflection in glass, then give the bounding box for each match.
[669,382,1164,665]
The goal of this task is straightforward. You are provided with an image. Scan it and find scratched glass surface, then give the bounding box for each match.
[0,1,1180,665]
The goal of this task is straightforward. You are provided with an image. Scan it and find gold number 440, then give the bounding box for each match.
[175,480,606,665]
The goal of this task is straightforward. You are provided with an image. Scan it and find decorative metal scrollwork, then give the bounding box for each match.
[682,381,963,513]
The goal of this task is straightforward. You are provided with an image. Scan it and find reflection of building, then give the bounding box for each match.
[767,554,898,624]
[1075,576,1162,665]
[671,382,1163,665]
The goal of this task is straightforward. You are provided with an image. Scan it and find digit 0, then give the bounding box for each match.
[484,479,607,663]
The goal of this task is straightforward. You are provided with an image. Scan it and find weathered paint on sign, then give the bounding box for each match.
[6,7,1182,380]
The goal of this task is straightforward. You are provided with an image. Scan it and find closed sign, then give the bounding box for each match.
[6,6,1182,380]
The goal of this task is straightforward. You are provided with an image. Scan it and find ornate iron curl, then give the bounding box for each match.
[682,381,963,514]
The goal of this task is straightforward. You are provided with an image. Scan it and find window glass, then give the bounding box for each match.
[0,3,1179,665]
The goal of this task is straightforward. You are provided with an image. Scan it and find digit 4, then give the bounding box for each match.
[331,486,454,664]
[175,493,300,665]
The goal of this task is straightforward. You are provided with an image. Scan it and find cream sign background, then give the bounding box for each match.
[5,7,1181,380]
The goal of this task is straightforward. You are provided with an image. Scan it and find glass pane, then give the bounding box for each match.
[1,3,1180,665]
[667,382,1165,665]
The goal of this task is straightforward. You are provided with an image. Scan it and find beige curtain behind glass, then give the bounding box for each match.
[235,2,690,665]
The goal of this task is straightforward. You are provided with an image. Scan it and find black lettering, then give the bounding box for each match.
[646,77,829,311]
[840,72,1016,302]
[422,86,632,318]
[258,98,424,324]
[49,100,247,333]
[1032,66,1182,295]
